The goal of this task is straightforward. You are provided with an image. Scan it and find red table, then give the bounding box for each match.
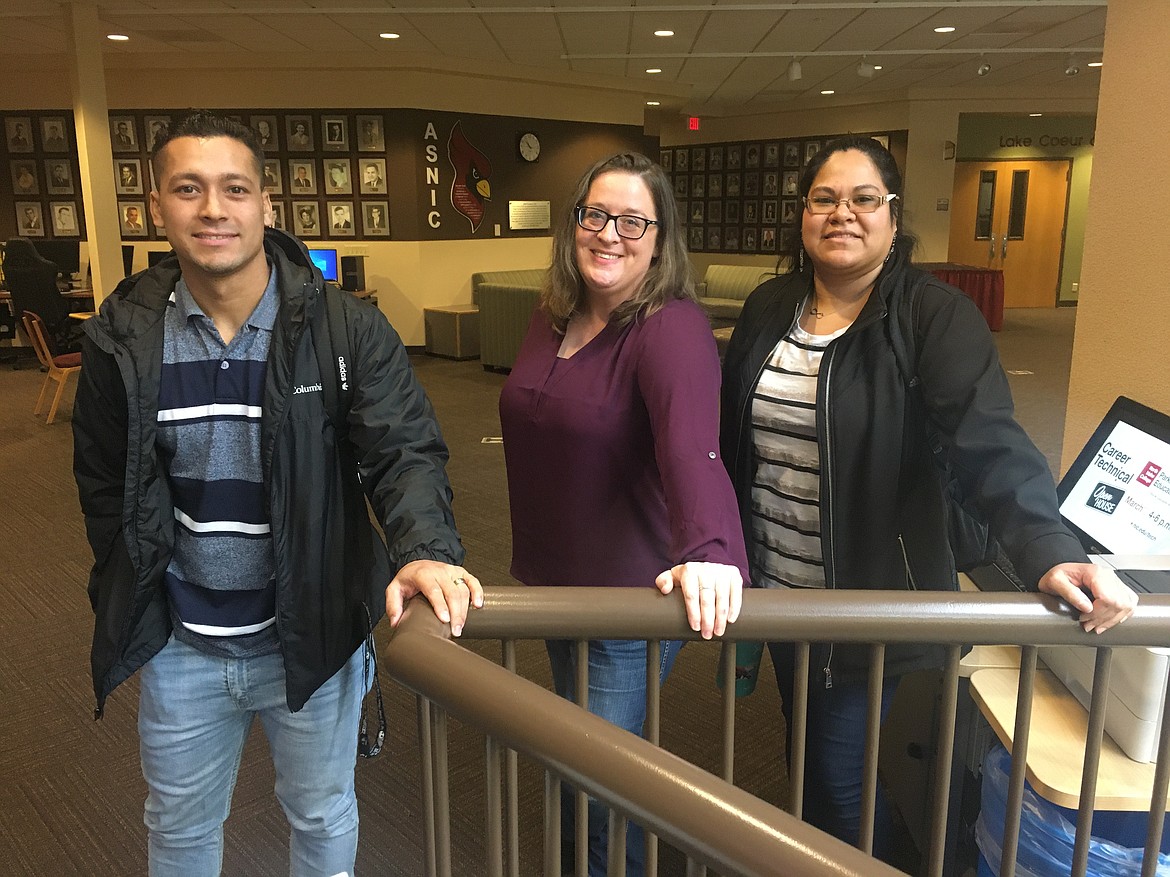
[919,263,1004,331]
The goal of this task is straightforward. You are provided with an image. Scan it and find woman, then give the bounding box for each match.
[720,136,1137,858]
[499,152,749,877]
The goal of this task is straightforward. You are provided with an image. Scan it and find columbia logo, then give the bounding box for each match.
[292,383,323,395]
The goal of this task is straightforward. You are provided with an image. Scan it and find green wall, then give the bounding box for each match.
[956,113,1095,304]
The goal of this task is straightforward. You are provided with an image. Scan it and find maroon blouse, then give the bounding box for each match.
[499,298,750,588]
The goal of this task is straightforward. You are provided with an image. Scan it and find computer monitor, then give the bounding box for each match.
[308,248,339,282]
[31,240,81,278]
[147,250,174,268]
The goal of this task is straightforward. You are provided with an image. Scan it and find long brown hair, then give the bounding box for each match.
[542,152,695,333]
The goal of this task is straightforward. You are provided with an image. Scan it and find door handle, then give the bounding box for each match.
[1001,235,1008,260]
[988,233,996,262]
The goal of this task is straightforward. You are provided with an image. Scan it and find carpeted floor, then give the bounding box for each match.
[0,307,1075,875]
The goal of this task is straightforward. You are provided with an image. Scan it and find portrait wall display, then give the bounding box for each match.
[263,159,283,194]
[251,115,280,152]
[11,160,39,196]
[120,201,147,236]
[286,115,314,151]
[114,158,143,195]
[15,201,44,236]
[324,158,352,195]
[322,116,348,152]
[293,200,319,236]
[356,115,385,152]
[50,201,78,235]
[45,159,74,194]
[269,202,286,230]
[5,117,33,152]
[110,116,138,152]
[362,201,390,236]
[40,117,69,152]
[358,158,386,194]
[288,159,317,194]
[328,202,355,236]
[144,116,171,152]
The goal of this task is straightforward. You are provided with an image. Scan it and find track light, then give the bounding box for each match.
[787,59,802,81]
[1065,58,1080,75]
[976,60,992,76]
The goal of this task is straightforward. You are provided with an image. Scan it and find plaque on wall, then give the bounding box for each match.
[508,200,551,231]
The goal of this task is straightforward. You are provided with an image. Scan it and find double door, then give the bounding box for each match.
[948,159,1071,308]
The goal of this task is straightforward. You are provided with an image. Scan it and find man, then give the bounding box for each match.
[123,206,143,231]
[120,163,138,190]
[54,205,77,234]
[20,206,40,232]
[361,162,384,193]
[331,205,351,229]
[73,111,481,877]
[50,163,72,190]
[360,119,381,149]
[366,204,387,232]
[289,121,311,149]
[114,120,135,149]
[9,122,31,151]
[327,162,348,192]
[255,118,274,148]
[44,122,68,151]
[292,164,313,188]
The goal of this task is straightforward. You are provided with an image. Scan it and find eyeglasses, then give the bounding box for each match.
[575,206,658,240]
[803,192,898,215]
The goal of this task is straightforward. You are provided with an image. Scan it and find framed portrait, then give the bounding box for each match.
[288,159,317,195]
[323,158,352,195]
[673,176,688,198]
[119,201,148,237]
[723,227,739,251]
[269,202,286,231]
[761,227,777,253]
[50,201,79,236]
[15,201,44,237]
[322,116,348,152]
[745,144,761,169]
[356,115,385,152]
[41,117,69,153]
[804,140,822,165]
[783,142,800,168]
[707,173,722,199]
[725,144,742,170]
[763,172,779,197]
[674,148,688,172]
[286,115,314,151]
[706,227,721,251]
[689,202,704,225]
[780,227,795,251]
[690,147,706,173]
[250,115,280,152]
[707,200,722,225]
[762,199,777,224]
[5,117,33,153]
[45,159,74,195]
[707,146,723,172]
[362,201,390,236]
[764,142,780,168]
[743,201,759,225]
[743,228,758,252]
[114,158,143,195]
[872,134,890,149]
[659,149,672,172]
[292,201,320,237]
[358,158,387,195]
[743,172,759,197]
[110,116,138,153]
[327,202,354,237]
[688,226,704,251]
[690,175,705,199]
[782,170,799,196]
[144,116,171,152]
[725,173,741,198]
[10,159,39,196]
[724,200,740,224]
[781,198,798,225]
[263,159,284,194]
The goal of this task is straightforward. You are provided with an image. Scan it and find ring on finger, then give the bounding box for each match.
[454,577,468,587]
[698,584,714,591]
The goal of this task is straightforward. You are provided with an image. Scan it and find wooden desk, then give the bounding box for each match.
[69,312,96,320]
[969,667,1170,810]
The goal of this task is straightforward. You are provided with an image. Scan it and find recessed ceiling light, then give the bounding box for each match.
[379,32,400,39]
[872,65,883,71]
[646,68,662,74]
[1029,113,1043,117]
[646,100,661,106]
[1088,61,1103,67]
[654,30,674,37]
[821,89,835,95]
[933,26,956,33]
[106,33,129,41]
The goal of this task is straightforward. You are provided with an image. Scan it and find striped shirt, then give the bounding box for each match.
[749,310,846,589]
[157,270,279,657]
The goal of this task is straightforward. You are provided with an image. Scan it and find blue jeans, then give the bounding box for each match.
[138,636,368,877]
[768,641,900,862]
[545,638,683,877]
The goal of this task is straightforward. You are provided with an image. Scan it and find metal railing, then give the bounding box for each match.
[383,587,1170,877]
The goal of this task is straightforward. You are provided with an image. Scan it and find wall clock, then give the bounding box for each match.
[518,132,541,162]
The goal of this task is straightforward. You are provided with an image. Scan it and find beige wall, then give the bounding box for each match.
[1063,0,1170,470]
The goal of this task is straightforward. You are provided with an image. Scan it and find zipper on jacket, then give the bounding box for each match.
[819,342,838,689]
[898,535,919,590]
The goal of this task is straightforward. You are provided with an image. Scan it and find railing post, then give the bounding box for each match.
[1142,668,1170,877]
[502,639,520,877]
[646,639,662,877]
[545,770,562,876]
[485,734,503,877]
[1071,647,1112,877]
[417,693,437,877]
[574,638,589,877]
[1000,645,1039,877]
[790,642,810,819]
[926,646,961,877]
[859,643,886,855]
[432,702,452,877]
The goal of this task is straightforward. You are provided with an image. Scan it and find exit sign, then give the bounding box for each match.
[688,116,701,131]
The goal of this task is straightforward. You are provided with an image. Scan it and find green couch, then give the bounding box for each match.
[471,269,545,371]
[697,264,779,324]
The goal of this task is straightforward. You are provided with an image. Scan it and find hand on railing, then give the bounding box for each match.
[1037,562,1138,634]
[386,559,484,637]
[655,561,743,639]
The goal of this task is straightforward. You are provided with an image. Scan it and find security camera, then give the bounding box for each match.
[976,61,992,76]
[1065,61,1080,75]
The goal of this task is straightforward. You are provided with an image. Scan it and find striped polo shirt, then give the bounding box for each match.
[157,269,279,657]
[748,308,846,589]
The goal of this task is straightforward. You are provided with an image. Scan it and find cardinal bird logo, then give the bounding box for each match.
[447,122,492,232]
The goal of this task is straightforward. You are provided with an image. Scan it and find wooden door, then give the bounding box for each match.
[948,159,1071,308]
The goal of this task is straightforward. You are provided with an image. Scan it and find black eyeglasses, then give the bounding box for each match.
[575,206,658,240]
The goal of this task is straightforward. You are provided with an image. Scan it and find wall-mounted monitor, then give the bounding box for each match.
[308,248,339,282]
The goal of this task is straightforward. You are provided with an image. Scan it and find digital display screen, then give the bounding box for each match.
[308,248,339,282]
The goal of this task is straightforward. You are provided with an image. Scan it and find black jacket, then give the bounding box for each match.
[720,254,1086,682]
[73,228,464,713]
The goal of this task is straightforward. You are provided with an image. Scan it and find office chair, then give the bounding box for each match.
[3,237,80,363]
[22,310,82,424]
